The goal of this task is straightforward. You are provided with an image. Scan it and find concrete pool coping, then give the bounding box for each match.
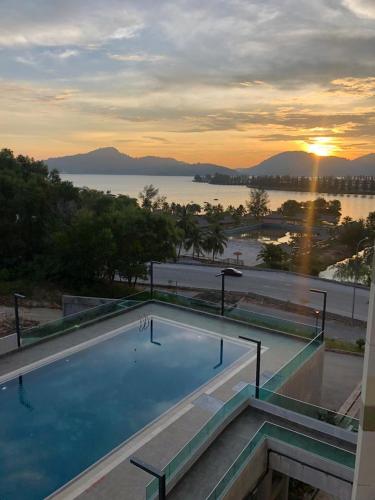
[0,302,310,499]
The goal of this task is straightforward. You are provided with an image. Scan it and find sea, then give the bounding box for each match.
[61,174,375,220]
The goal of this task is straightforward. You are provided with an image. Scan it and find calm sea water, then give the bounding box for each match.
[61,174,375,220]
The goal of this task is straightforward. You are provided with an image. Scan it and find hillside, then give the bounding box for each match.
[240,151,375,176]
[46,147,233,176]
[46,148,375,177]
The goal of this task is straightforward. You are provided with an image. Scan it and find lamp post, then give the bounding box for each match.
[216,272,225,316]
[149,261,161,299]
[310,289,327,339]
[351,237,369,322]
[14,293,26,348]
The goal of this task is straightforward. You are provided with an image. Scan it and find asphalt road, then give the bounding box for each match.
[148,263,370,321]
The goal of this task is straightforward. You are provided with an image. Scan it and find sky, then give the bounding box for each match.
[0,0,374,167]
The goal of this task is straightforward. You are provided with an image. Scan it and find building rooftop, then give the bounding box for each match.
[0,291,359,499]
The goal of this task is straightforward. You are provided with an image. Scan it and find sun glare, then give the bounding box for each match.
[306,137,336,157]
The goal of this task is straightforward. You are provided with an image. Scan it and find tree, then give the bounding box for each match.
[52,210,116,286]
[176,206,196,257]
[279,200,301,217]
[247,188,269,219]
[334,255,372,286]
[184,225,205,258]
[257,243,289,270]
[204,224,228,261]
[139,184,159,209]
[337,218,367,253]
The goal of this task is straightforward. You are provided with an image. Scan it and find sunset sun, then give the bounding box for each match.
[306,137,336,157]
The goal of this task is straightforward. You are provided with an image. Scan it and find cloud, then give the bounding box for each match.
[328,77,375,96]
[108,53,165,62]
[343,0,375,18]
[57,49,79,59]
[0,0,374,162]
[0,81,78,103]
[0,1,143,47]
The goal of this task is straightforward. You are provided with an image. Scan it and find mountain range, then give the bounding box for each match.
[46,147,375,177]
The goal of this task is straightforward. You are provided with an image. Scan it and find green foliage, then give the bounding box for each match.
[356,338,365,351]
[246,188,269,219]
[204,223,228,261]
[257,243,289,270]
[0,149,180,289]
[337,218,368,253]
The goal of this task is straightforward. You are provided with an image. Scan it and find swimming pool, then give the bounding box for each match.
[0,316,251,499]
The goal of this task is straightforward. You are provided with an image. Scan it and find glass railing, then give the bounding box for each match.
[255,386,359,432]
[21,290,151,346]
[145,384,253,499]
[206,421,356,499]
[224,306,317,338]
[153,289,318,339]
[153,289,222,315]
[262,332,323,392]
[19,287,318,348]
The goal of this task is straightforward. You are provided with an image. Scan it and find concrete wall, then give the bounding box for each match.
[223,441,268,500]
[0,333,17,355]
[62,295,116,317]
[222,435,353,500]
[268,438,353,500]
[277,343,325,405]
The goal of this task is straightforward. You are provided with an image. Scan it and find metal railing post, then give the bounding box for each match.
[130,457,166,500]
[14,293,26,348]
[239,335,262,399]
[310,289,327,340]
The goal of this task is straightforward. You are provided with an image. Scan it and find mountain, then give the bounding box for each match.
[239,151,375,176]
[47,148,375,177]
[46,147,234,176]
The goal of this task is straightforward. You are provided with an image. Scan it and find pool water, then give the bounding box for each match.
[0,317,250,499]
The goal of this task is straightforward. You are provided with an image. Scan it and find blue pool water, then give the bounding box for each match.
[0,318,250,499]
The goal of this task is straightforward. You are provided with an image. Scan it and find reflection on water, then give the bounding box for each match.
[61,174,375,220]
[319,251,367,284]
[233,230,300,245]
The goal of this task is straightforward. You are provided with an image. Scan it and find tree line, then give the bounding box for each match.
[0,150,231,289]
[195,173,375,195]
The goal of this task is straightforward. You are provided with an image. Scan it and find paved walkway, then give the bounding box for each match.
[321,351,363,411]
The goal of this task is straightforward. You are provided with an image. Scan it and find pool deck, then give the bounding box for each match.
[0,302,311,500]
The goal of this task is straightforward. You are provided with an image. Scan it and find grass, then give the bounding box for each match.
[0,278,140,307]
[325,338,364,355]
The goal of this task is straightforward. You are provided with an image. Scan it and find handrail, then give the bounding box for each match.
[253,385,359,432]
[206,421,356,499]
[153,289,318,339]
[145,384,253,499]
[262,331,323,392]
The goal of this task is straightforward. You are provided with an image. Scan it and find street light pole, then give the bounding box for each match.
[351,237,369,322]
[149,261,161,299]
[310,289,327,339]
[14,293,26,348]
[216,272,225,316]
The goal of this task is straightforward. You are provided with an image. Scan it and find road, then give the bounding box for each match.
[148,263,370,321]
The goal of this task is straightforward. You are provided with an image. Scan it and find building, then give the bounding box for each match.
[0,258,373,499]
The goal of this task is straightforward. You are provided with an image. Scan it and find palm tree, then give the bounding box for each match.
[176,206,196,257]
[257,243,289,270]
[204,223,228,261]
[184,225,205,258]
